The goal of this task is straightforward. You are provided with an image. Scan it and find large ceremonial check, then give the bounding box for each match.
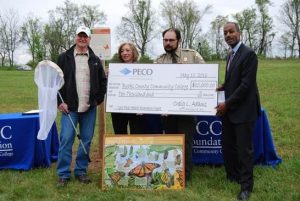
[106,63,219,116]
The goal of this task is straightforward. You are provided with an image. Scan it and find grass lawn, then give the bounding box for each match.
[0,59,299,201]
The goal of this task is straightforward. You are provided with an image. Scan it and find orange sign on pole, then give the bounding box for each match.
[90,28,111,167]
[90,27,111,60]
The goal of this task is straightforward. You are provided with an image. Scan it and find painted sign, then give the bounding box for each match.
[101,134,185,190]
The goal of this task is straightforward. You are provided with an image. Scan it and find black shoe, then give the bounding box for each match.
[237,190,251,201]
[75,174,92,184]
[57,178,70,187]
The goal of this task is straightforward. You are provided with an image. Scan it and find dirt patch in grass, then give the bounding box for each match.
[89,149,102,172]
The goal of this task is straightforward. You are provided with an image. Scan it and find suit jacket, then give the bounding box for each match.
[223,43,261,123]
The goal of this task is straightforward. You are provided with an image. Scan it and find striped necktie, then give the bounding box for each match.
[227,51,234,71]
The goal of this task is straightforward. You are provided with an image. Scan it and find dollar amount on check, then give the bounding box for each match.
[106,63,219,116]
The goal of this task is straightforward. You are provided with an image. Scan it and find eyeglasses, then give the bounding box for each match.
[163,39,177,42]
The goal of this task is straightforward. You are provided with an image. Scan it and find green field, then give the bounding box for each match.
[0,59,299,201]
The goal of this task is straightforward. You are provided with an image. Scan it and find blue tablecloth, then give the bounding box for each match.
[192,109,282,166]
[0,113,59,170]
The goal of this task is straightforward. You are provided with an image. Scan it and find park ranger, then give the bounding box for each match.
[155,28,205,64]
[155,28,205,181]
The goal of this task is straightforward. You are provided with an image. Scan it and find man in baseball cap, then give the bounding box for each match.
[76,25,91,37]
[56,24,107,187]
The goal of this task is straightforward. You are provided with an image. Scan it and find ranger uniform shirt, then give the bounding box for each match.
[155,47,205,64]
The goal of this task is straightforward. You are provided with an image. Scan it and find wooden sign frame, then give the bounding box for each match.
[101,134,185,190]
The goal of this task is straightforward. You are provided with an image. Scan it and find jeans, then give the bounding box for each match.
[57,106,96,179]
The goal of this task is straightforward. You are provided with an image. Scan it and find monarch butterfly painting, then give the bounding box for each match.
[109,171,125,185]
[103,135,185,190]
[161,168,172,188]
[124,158,133,167]
[175,170,184,187]
[175,154,182,165]
[128,162,160,177]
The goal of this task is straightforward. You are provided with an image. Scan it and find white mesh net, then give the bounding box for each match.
[34,60,64,140]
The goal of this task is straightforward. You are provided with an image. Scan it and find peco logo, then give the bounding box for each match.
[120,68,132,75]
[132,68,153,76]
[120,68,153,76]
[196,120,222,136]
[0,125,12,140]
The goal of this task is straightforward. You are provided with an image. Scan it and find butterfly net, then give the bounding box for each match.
[34,60,64,140]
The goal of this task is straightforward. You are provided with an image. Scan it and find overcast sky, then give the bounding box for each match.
[0,0,283,64]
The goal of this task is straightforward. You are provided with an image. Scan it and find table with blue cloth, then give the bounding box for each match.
[0,113,59,170]
[192,108,282,166]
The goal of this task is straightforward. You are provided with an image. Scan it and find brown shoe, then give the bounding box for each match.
[57,178,70,187]
[75,174,92,184]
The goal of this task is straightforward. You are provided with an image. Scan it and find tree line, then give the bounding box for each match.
[0,0,299,67]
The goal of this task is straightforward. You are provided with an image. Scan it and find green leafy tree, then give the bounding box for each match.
[138,54,153,63]
[233,8,257,49]
[43,18,65,62]
[279,0,300,58]
[48,0,80,50]
[43,0,106,61]
[21,16,45,66]
[0,34,6,66]
[81,5,107,28]
[117,0,157,57]
[160,0,212,49]
[210,15,228,59]
[107,53,120,64]
[255,0,274,57]
[194,36,212,61]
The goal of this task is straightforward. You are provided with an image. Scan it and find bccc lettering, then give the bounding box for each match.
[0,125,12,140]
[132,68,153,76]
[196,120,222,136]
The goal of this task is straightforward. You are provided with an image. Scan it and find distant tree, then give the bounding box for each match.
[139,54,153,63]
[81,5,107,28]
[210,15,228,59]
[107,52,153,64]
[43,18,65,62]
[0,32,6,66]
[21,16,45,66]
[44,0,107,61]
[107,52,120,64]
[279,0,300,58]
[278,32,294,58]
[233,8,257,49]
[255,0,275,57]
[0,9,21,67]
[117,0,157,57]
[194,36,212,61]
[160,0,178,28]
[48,0,80,50]
[160,0,212,49]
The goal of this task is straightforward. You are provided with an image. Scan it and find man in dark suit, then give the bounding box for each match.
[216,22,261,201]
